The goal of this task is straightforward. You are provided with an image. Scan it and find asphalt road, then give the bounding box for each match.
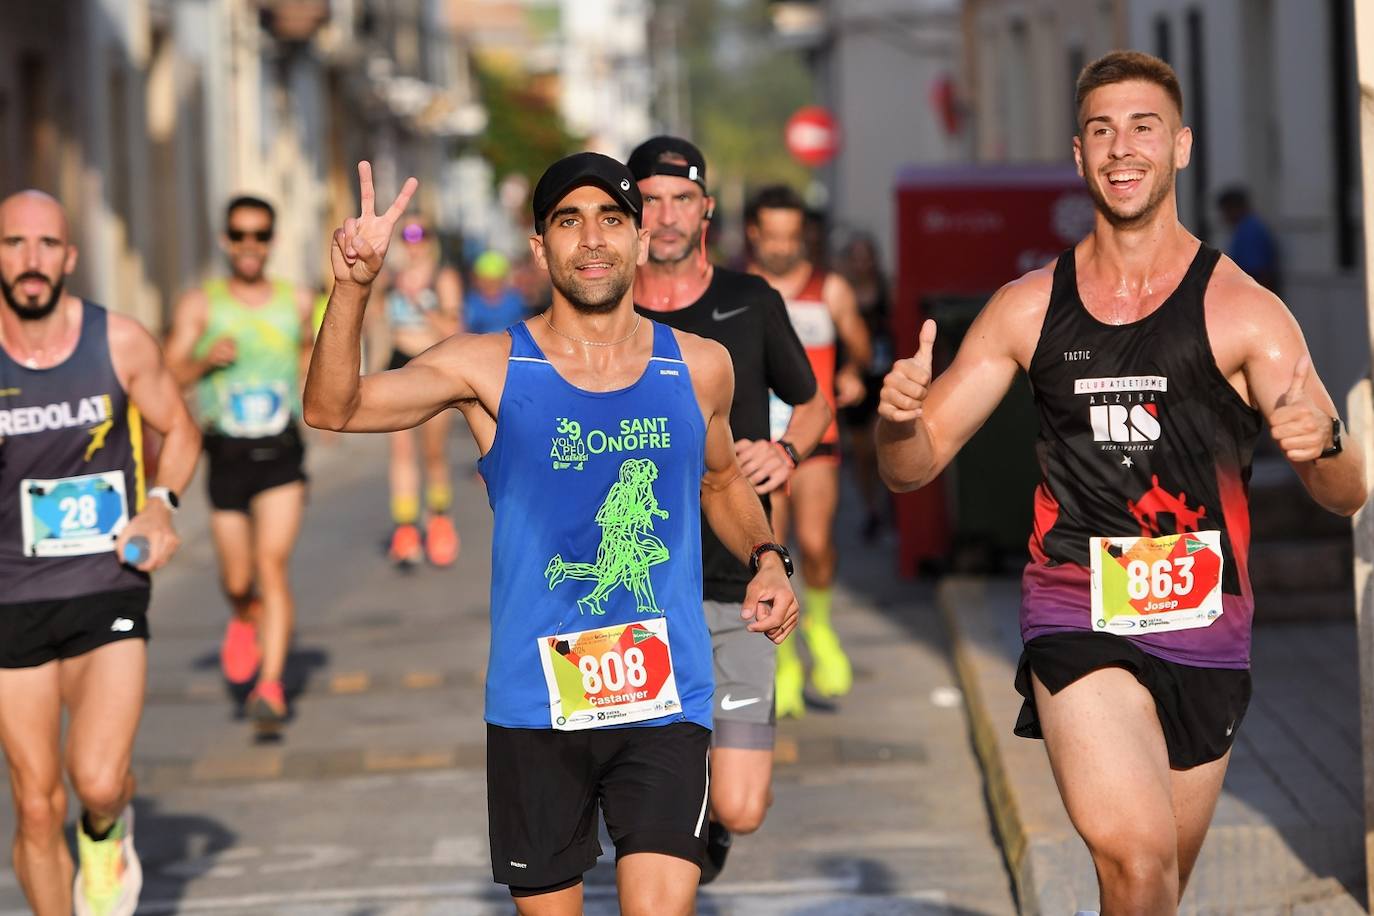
[0,429,1016,915]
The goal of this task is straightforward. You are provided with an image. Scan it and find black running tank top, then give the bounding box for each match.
[1020,244,1263,668]
[0,302,150,603]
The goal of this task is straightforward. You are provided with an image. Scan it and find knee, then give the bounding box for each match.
[70,767,128,815]
[253,555,291,590]
[14,786,65,839]
[711,791,769,835]
[1088,833,1177,895]
[714,804,766,836]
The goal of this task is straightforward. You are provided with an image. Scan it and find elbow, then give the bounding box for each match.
[302,398,347,432]
[878,464,924,494]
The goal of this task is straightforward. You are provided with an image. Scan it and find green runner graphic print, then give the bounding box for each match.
[544,458,670,615]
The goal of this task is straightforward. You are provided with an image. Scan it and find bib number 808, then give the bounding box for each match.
[1126,556,1195,601]
[579,647,648,694]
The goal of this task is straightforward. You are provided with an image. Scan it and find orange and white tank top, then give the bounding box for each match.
[769,269,838,444]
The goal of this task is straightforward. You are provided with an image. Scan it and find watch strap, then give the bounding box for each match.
[1319,416,1343,459]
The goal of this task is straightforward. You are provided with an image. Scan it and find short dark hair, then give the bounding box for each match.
[1216,186,1250,211]
[226,195,275,228]
[1075,50,1183,128]
[745,185,806,227]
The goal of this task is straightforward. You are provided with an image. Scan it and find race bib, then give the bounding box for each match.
[220,382,290,438]
[537,618,681,731]
[1090,530,1224,635]
[20,470,129,557]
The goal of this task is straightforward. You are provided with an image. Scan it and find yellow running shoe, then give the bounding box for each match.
[805,622,853,698]
[74,806,141,916]
[775,640,806,719]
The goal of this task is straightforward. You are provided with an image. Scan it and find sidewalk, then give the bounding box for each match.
[940,576,1366,915]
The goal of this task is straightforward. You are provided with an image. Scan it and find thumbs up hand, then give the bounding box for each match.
[1270,355,1334,462]
[878,319,937,424]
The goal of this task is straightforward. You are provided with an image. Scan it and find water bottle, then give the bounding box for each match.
[122,536,151,566]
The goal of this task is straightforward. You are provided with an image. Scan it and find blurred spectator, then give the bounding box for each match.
[837,233,895,542]
[1217,186,1281,294]
[463,251,530,334]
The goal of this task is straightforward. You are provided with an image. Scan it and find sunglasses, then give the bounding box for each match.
[227,228,273,243]
[402,223,427,243]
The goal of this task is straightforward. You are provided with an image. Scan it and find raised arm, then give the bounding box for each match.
[303,162,479,433]
[1232,279,1367,515]
[876,278,1038,492]
[685,333,799,643]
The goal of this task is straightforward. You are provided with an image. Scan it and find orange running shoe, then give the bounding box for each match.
[220,604,261,685]
[389,524,423,567]
[248,679,287,736]
[425,515,460,567]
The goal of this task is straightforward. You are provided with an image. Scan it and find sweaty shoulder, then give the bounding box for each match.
[976,260,1056,368]
[1203,254,1296,381]
[106,309,162,386]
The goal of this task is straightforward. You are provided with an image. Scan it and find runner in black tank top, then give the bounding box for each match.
[874,52,1365,913]
[0,190,200,916]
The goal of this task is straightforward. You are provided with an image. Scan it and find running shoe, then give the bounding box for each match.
[248,679,287,736]
[699,820,732,885]
[74,805,141,916]
[388,524,423,567]
[219,603,261,685]
[805,622,853,698]
[425,515,460,567]
[775,645,806,719]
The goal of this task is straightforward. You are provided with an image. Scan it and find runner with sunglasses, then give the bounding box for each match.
[166,195,315,736]
[374,219,463,567]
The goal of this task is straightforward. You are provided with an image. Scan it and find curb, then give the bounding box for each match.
[936,577,1097,915]
[938,575,1368,915]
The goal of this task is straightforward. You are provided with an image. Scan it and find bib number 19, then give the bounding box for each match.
[1125,555,1195,602]
[579,646,648,694]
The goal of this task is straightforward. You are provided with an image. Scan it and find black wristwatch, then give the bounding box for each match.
[749,542,794,577]
[776,439,801,469]
[1319,417,1344,459]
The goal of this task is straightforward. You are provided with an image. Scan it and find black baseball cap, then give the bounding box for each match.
[627,136,708,191]
[532,152,642,232]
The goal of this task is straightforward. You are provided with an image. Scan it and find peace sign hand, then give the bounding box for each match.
[331,161,419,287]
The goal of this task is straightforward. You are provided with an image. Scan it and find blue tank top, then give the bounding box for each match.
[479,320,711,730]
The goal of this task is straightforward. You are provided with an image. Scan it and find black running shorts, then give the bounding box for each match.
[1013,630,1252,770]
[204,423,307,513]
[486,721,710,892]
[0,588,151,668]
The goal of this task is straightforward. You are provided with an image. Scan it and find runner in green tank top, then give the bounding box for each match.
[166,195,315,737]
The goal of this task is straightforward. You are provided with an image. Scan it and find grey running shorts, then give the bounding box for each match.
[706,599,776,749]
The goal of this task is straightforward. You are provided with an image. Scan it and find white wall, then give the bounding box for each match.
[1127,0,1367,395]
[827,0,962,269]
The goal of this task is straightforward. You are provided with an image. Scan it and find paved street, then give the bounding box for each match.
[0,429,1016,915]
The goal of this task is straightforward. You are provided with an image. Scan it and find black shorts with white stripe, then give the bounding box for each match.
[486,721,711,892]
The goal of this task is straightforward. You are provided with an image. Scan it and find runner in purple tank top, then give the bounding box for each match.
[875,51,1366,913]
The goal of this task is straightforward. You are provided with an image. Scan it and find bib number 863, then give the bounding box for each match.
[579,647,648,694]
[1126,556,1195,601]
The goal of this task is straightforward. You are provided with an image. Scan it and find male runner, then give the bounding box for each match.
[629,135,830,882]
[166,196,314,734]
[304,154,798,915]
[746,186,871,716]
[876,51,1367,912]
[0,190,200,916]
[377,218,462,567]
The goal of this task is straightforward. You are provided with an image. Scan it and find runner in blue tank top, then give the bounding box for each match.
[0,190,201,916]
[305,155,798,915]
[876,52,1367,913]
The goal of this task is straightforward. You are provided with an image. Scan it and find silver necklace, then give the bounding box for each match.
[540,310,641,347]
